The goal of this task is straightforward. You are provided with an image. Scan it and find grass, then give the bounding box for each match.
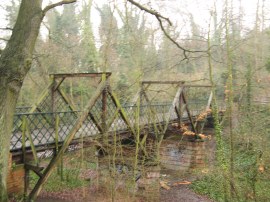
[191,171,270,202]
[30,167,89,192]
[191,149,270,202]
[191,106,270,201]
[30,153,98,193]
[191,171,226,202]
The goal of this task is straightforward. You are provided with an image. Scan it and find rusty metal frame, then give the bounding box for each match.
[49,72,112,78]
[140,81,213,135]
[139,81,185,136]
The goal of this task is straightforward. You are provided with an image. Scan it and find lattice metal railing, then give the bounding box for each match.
[11,111,78,151]
[11,101,195,151]
[11,102,179,151]
[15,106,32,114]
[12,78,225,153]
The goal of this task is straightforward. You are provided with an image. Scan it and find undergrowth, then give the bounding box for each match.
[30,151,98,193]
[30,167,90,192]
[191,106,270,202]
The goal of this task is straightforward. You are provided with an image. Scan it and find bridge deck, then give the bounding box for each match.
[11,104,192,151]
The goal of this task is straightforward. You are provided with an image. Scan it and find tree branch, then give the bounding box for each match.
[0,38,9,42]
[127,0,172,25]
[127,0,206,60]
[0,27,13,31]
[43,0,77,14]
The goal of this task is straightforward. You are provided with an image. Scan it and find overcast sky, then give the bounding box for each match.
[89,0,270,45]
[1,0,270,47]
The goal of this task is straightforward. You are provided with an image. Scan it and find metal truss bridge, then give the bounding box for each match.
[9,72,225,200]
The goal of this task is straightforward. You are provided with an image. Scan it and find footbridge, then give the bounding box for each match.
[9,72,225,200]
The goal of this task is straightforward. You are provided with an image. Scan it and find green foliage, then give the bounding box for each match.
[97,4,118,43]
[192,105,270,202]
[30,161,97,192]
[44,168,87,192]
[80,22,98,72]
[192,150,270,202]
[116,73,131,102]
[191,172,226,202]
[80,0,98,72]
[265,58,270,73]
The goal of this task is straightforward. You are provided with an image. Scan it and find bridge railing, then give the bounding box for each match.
[12,100,225,152]
[11,103,176,151]
[15,106,32,114]
[11,111,77,151]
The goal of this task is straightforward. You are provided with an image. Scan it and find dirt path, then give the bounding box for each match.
[36,166,213,202]
[37,184,213,202]
[37,178,213,202]
[160,184,213,202]
[158,169,213,202]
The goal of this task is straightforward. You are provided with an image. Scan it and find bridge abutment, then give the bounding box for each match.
[7,153,25,196]
[160,133,215,171]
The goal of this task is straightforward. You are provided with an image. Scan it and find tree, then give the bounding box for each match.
[0,0,76,200]
[5,0,19,28]
[97,4,119,72]
[80,0,99,72]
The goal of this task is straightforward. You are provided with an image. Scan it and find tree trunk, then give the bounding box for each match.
[0,0,44,200]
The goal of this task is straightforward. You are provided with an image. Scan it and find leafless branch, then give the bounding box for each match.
[0,38,9,42]
[127,0,207,60]
[127,0,172,25]
[43,0,77,14]
[42,22,51,38]
[0,27,13,31]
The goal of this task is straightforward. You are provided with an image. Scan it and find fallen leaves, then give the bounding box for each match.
[160,181,170,190]
[258,165,265,173]
[180,124,196,136]
[201,169,209,174]
[160,180,192,190]
[196,109,212,121]
[172,181,192,186]
[198,133,211,140]
[183,130,196,136]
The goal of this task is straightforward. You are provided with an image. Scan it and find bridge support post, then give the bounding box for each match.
[101,86,108,144]
[21,117,28,200]
[181,89,197,134]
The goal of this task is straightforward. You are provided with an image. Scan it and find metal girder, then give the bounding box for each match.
[49,72,112,78]
[142,81,185,85]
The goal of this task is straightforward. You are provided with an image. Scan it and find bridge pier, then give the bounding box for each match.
[160,130,215,171]
[7,153,25,196]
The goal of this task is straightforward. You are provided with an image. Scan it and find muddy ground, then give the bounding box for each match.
[36,129,216,202]
[37,185,213,202]
[37,169,213,202]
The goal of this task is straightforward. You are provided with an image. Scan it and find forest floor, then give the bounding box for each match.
[37,185,213,202]
[159,169,213,202]
[37,169,213,202]
[36,130,215,202]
